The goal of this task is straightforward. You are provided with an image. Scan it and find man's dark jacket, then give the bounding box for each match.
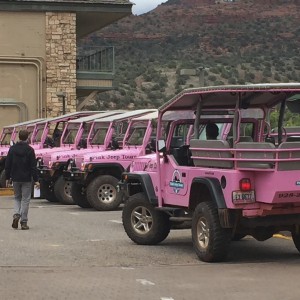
[5,141,38,182]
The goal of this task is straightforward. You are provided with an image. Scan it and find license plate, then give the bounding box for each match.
[232,190,255,204]
[33,186,41,198]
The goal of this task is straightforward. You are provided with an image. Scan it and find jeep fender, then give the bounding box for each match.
[125,173,158,206]
[190,177,234,228]
[52,163,67,178]
[87,163,124,179]
[190,177,226,209]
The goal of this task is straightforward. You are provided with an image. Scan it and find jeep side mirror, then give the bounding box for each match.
[157,139,166,153]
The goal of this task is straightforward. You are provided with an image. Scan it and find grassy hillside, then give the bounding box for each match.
[80,0,300,110]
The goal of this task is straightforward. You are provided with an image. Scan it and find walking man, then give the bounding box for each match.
[5,129,39,230]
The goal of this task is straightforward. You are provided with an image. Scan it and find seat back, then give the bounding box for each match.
[235,142,275,169]
[239,136,253,143]
[286,136,300,142]
[170,136,184,148]
[228,136,253,148]
[190,139,233,168]
[278,142,300,171]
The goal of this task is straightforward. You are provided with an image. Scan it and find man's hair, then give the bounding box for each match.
[206,123,219,140]
[19,129,29,141]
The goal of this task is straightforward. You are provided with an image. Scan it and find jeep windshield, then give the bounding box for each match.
[62,123,81,145]
[32,125,44,143]
[125,121,148,146]
[162,108,264,144]
[0,128,13,145]
[25,124,35,138]
[89,124,109,146]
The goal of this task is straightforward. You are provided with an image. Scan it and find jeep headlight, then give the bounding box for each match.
[37,158,43,168]
[67,158,76,171]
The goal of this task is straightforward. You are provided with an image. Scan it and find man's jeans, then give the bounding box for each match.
[13,181,32,222]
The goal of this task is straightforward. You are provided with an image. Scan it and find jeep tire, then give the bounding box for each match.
[292,228,300,253]
[122,192,171,245]
[54,175,74,205]
[71,183,91,208]
[40,179,59,202]
[87,175,122,211]
[192,201,232,262]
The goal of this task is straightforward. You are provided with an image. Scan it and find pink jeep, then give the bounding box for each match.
[120,83,300,262]
[0,118,44,148]
[29,111,100,199]
[64,109,157,210]
[0,118,44,187]
[38,111,125,204]
[29,111,97,151]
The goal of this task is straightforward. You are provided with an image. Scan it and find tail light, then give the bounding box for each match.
[240,178,251,191]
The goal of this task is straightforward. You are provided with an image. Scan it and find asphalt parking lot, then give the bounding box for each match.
[1,195,300,300]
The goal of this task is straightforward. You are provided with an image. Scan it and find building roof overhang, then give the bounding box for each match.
[0,0,133,38]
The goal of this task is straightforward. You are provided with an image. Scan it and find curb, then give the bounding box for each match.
[0,188,14,196]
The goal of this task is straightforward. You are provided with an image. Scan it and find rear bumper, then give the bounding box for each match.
[240,213,300,227]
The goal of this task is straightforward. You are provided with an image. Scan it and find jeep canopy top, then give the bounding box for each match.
[159,83,300,112]
[67,111,127,124]
[92,109,157,123]
[2,118,45,129]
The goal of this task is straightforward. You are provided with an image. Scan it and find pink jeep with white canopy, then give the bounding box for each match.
[38,110,126,204]
[0,118,44,187]
[28,111,97,197]
[29,111,97,151]
[120,83,300,262]
[64,109,157,210]
[0,118,44,148]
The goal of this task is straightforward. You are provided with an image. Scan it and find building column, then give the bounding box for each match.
[45,12,77,117]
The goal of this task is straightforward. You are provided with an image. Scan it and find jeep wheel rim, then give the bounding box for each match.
[64,181,72,197]
[97,183,116,203]
[131,206,153,235]
[196,217,209,249]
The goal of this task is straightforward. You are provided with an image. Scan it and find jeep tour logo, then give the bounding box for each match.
[169,170,184,194]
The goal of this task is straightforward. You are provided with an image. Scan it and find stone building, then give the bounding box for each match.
[0,0,132,128]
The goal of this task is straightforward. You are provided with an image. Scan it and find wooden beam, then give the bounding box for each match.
[77,91,98,110]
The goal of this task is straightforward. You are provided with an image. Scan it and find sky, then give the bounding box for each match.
[132,0,168,15]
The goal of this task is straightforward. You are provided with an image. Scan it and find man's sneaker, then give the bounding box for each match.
[21,222,29,230]
[12,214,21,229]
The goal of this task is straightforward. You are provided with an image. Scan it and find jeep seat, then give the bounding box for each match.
[278,141,300,171]
[190,139,233,169]
[235,142,275,169]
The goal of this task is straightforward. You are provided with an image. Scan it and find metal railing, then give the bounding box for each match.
[77,46,115,73]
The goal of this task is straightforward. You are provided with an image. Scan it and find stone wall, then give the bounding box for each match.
[45,12,77,117]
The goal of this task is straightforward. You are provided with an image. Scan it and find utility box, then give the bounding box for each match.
[180,69,197,76]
